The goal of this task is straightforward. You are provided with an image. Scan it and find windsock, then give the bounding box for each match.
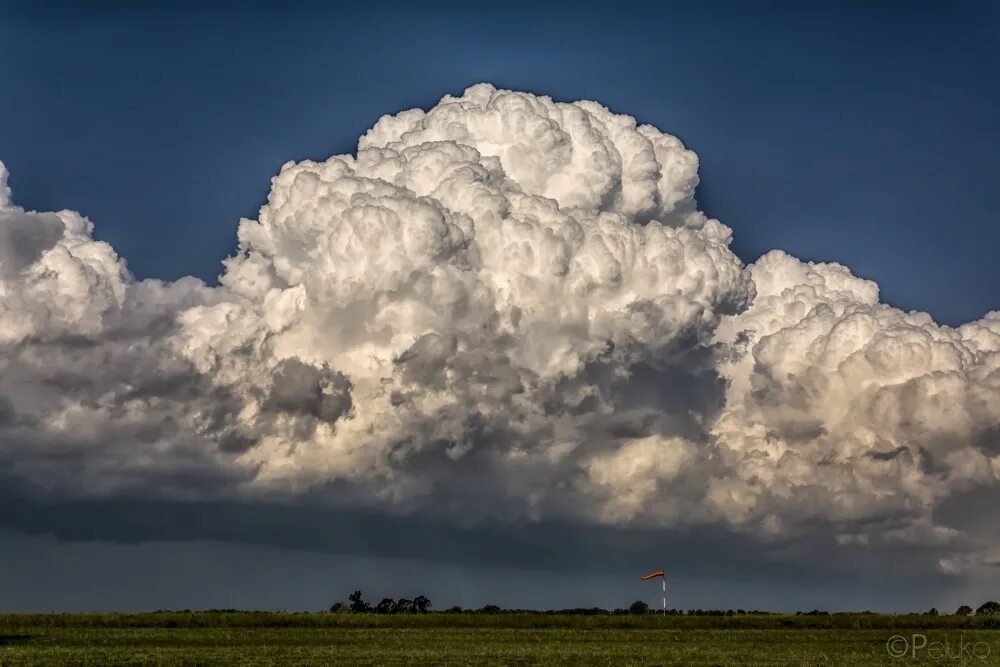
[640,569,665,580]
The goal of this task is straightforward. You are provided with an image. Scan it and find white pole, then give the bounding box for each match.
[662,577,666,615]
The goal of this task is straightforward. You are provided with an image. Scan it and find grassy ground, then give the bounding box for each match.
[1,613,998,665]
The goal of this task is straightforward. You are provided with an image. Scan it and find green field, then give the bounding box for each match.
[1,612,998,665]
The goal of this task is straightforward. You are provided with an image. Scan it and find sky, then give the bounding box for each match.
[3,0,998,324]
[0,0,998,612]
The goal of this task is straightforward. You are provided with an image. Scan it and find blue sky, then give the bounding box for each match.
[2,0,997,325]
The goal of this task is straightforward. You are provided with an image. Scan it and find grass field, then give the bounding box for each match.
[1,612,998,665]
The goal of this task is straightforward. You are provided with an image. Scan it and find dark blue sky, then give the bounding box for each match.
[1,0,997,326]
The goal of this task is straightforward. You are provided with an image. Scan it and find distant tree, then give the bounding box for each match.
[329,601,345,613]
[926,607,939,616]
[446,605,463,613]
[956,605,973,616]
[977,601,1000,616]
[375,598,396,614]
[629,600,649,615]
[392,598,414,614]
[348,591,368,613]
[414,595,432,613]
[480,604,501,614]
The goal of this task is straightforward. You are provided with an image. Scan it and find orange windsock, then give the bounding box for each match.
[640,569,665,580]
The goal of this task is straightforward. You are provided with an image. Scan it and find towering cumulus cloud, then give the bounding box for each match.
[1,85,998,565]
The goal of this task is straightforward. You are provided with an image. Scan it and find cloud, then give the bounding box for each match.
[708,251,1000,538]
[0,85,998,573]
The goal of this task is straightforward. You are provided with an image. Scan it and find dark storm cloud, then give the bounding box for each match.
[0,483,955,596]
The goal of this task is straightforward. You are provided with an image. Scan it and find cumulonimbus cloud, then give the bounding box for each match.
[1,84,997,559]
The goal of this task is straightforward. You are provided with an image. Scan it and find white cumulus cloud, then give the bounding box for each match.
[1,85,998,563]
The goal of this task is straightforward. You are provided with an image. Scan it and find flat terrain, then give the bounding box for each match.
[1,612,998,665]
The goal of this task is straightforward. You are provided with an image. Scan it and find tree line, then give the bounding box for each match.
[329,591,432,614]
[330,594,1000,617]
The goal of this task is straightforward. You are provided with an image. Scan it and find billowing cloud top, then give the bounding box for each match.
[1,85,998,567]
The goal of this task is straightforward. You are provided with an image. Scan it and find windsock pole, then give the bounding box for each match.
[640,568,667,615]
